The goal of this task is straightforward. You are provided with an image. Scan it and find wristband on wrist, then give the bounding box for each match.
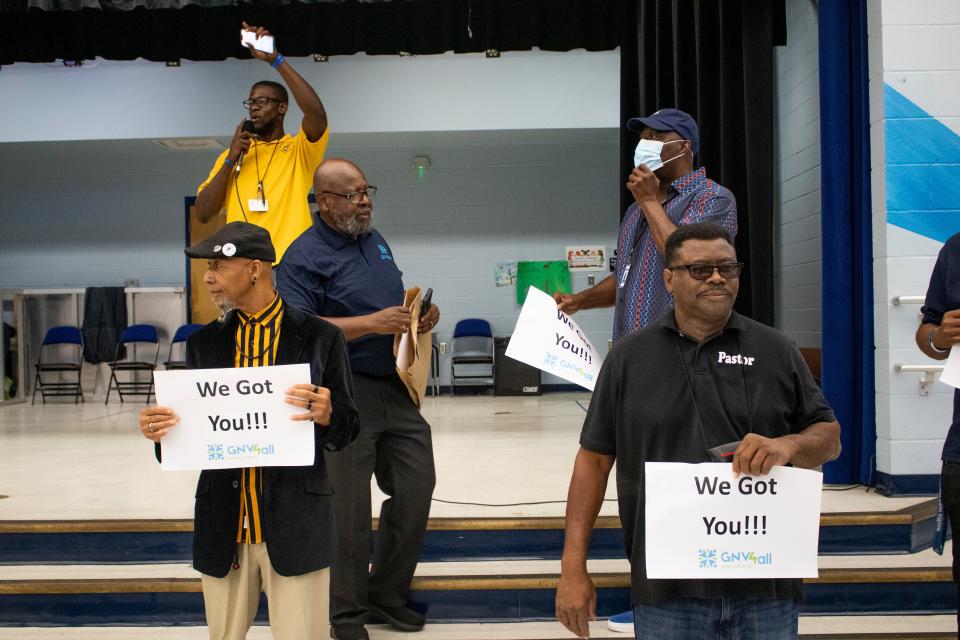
[929,328,951,354]
[271,53,285,69]
[224,157,234,168]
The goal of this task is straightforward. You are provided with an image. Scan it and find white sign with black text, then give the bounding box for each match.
[154,364,314,471]
[506,286,603,391]
[644,462,823,579]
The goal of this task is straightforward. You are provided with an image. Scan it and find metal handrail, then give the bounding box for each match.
[894,363,946,396]
[895,364,945,373]
[892,295,926,305]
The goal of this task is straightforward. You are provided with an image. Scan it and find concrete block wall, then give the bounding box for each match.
[0,50,619,143]
[337,130,621,386]
[0,140,213,288]
[0,129,620,388]
[774,0,822,348]
[870,0,960,484]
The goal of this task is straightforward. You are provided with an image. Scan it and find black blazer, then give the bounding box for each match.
[157,303,359,578]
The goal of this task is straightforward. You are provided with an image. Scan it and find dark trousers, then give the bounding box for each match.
[633,598,798,639]
[942,461,960,632]
[325,372,436,625]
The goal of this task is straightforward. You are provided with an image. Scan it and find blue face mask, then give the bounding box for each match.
[633,138,685,171]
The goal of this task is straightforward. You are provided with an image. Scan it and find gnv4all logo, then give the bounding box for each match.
[542,352,595,383]
[698,549,717,568]
[699,548,773,569]
[208,442,277,461]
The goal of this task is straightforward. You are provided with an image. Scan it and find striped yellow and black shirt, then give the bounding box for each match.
[234,292,284,544]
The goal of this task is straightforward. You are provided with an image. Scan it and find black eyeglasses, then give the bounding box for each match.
[321,187,377,205]
[242,97,284,109]
[670,262,744,280]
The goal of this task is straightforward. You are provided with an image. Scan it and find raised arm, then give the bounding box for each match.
[242,22,327,141]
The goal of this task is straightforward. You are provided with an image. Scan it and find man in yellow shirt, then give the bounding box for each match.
[195,22,329,263]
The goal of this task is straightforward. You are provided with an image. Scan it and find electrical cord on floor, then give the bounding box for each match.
[823,484,863,492]
[436,484,868,505]
[432,498,618,507]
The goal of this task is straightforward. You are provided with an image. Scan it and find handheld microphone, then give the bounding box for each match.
[235,120,257,173]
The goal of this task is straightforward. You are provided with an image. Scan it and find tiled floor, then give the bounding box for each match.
[0,393,927,521]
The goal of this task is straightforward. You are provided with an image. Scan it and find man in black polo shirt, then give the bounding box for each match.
[916,231,960,632]
[275,158,439,640]
[555,222,841,639]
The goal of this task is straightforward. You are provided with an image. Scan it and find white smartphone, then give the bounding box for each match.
[241,30,275,54]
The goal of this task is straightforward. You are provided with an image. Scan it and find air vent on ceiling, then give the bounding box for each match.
[154,138,224,151]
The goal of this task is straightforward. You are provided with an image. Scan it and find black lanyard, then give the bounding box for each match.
[253,139,282,205]
[672,330,754,453]
[231,138,282,221]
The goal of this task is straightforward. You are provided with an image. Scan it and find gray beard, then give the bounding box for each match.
[216,300,236,324]
[332,210,373,237]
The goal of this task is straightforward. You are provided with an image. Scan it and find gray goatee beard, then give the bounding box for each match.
[215,300,236,324]
[333,210,373,237]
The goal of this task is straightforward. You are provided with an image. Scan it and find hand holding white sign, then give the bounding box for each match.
[506,286,603,390]
[139,405,179,443]
[939,347,960,389]
[644,462,822,579]
[150,364,320,471]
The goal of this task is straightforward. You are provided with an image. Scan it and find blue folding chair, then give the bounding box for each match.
[32,326,84,405]
[105,324,159,404]
[164,323,204,370]
[450,319,494,395]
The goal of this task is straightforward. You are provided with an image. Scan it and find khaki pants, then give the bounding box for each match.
[201,542,330,640]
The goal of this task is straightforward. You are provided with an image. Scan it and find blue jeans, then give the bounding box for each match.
[633,597,798,639]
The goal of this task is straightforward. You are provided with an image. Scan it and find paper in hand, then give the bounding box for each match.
[938,347,960,389]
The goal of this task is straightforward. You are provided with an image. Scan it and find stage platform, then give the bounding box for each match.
[0,392,953,632]
[0,393,931,521]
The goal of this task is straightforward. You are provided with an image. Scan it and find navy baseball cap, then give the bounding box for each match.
[626,108,700,155]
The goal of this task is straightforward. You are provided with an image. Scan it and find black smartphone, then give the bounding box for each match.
[706,440,741,462]
[420,288,433,318]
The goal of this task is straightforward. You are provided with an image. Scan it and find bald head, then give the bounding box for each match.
[313,158,365,194]
[313,158,374,238]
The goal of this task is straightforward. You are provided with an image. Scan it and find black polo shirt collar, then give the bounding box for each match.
[656,310,746,339]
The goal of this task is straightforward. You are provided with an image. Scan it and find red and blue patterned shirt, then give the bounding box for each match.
[613,167,737,341]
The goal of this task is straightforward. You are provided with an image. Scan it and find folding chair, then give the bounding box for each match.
[32,326,84,405]
[105,324,159,404]
[164,323,203,370]
[450,318,494,396]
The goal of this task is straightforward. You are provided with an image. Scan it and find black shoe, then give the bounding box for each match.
[367,601,426,632]
[330,623,370,640]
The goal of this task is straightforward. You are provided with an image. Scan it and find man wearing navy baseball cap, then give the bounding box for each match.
[554,107,738,343]
[553,109,737,634]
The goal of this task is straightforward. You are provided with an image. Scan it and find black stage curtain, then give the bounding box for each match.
[0,0,621,64]
[620,0,786,326]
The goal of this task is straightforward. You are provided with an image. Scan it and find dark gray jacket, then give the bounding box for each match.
[156,303,359,578]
